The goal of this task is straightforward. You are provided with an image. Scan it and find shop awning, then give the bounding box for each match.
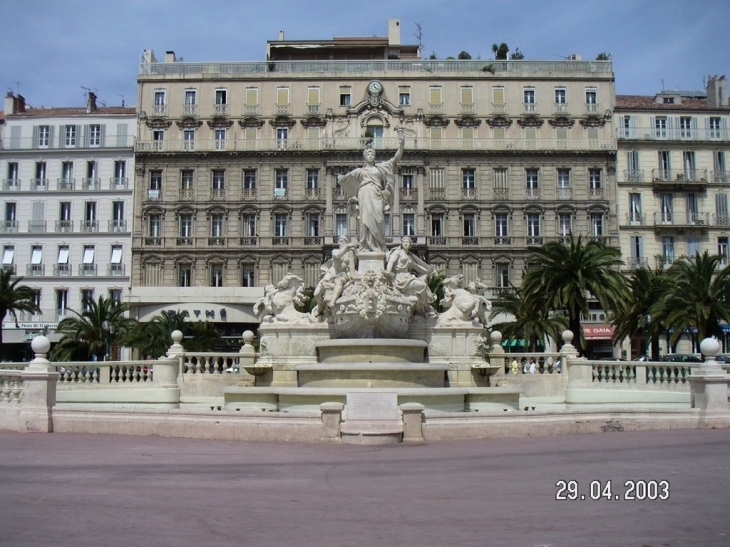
[582,324,614,340]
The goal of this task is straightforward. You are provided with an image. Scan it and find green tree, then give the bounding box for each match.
[509,48,524,60]
[0,270,40,356]
[52,296,136,361]
[457,51,472,60]
[596,52,610,60]
[489,289,567,352]
[492,43,509,60]
[124,310,222,359]
[652,252,730,344]
[610,266,670,360]
[427,270,446,313]
[519,235,629,352]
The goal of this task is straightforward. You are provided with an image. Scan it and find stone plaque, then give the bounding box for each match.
[346,391,399,421]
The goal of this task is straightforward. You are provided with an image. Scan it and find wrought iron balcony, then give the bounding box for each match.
[428,236,446,246]
[627,258,649,270]
[79,264,97,276]
[525,188,540,200]
[81,220,99,233]
[1,179,20,191]
[208,237,225,247]
[653,212,710,228]
[462,236,479,246]
[622,170,644,183]
[239,236,258,247]
[1,221,18,233]
[305,187,320,199]
[617,126,729,141]
[428,188,445,200]
[272,237,290,246]
[28,221,47,233]
[585,103,599,114]
[493,188,509,200]
[57,178,75,190]
[179,188,194,200]
[588,188,604,200]
[242,188,257,200]
[55,220,74,233]
[183,104,197,115]
[53,264,71,276]
[651,169,709,186]
[176,237,194,247]
[31,178,49,191]
[111,177,129,190]
[27,264,45,276]
[109,220,127,232]
[494,236,511,246]
[82,178,101,191]
[304,236,322,246]
[462,187,476,199]
[400,187,417,201]
[210,188,226,200]
[153,104,167,116]
[712,171,729,183]
[624,213,646,226]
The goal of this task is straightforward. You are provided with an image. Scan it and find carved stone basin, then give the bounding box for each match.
[333,293,414,339]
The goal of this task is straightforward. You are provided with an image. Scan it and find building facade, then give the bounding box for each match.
[131,21,617,348]
[615,76,730,355]
[0,92,136,359]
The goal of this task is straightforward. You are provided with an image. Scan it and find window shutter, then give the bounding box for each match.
[48,126,55,148]
[32,126,39,147]
[10,126,21,148]
[99,125,106,147]
[716,193,728,218]
[116,123,128,147]
[492,87,504,104]
[705,117,711,139]
[84,125,90,147]
[649,116,655,138]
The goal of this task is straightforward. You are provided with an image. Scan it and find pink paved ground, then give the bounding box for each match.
[0,428,728,546]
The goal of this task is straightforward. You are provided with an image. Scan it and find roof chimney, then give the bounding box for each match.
[278,29,285,41]
[5,92,26,114]
[388,19,401,45]
[164,50,177,63]
[706,75,728,108]
[86,91,97,113]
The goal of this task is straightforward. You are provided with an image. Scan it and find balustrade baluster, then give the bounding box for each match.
[11,379,21,403]
[1,377,9,402]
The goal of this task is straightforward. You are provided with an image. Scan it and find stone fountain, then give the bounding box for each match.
[224,130,518,420]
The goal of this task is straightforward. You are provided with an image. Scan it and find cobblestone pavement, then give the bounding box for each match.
[0,428,728,547]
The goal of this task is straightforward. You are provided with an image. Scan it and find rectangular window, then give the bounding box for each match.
[154,89,166,106]
[215,88,227,105]
[179,214,193,238]
[274,169,288,197]
[6,162,19,186]
[496,264,509,288]
[462,169,475,189]
[687,236,700,257]
[80,290,94,312]
[716,193,729,225]
[401,171,414,189]
[463,214,475,237]
[431,213,444,236]
[241,267,255,287]
[31,246,43,265]
[2,246,15,266]
[708,117,723,140]
[683,151,696,179]
[492,86,505,106]
[429,86,443,105]
[558,213,571,236]
[629,193,642,223]
[111,245,123,264]
[399,86,410,106]
[274,214,288,237]
[211,214,224,237]
[526,169,539,189]
[629,235,644,268]
[241,214,256,237]
[460,86,473,112]
[307,86,320,106]
[244,170,256,189]
[679,116,695,139]
[184,88,196,105]
[177,266,191,287]
[662,237,675,263]
[276,87,289,106]
[523,87,535,104]
[590,213,603,236]
[654,116,668,139]
[554,87,567,104]
[64,125,77,147]
[212,170,225,190]
[245,88,258,106]
[150,170,162,190]
[339,86,351,107]
[38,125,50,147]
[89,124,101,147]
[402,213,416,236]
[660,194,673,223]
[210,266,224,287]
[429,168,445,189]
[585,88,597,104]
[307,213,320,237]
[56,289,68,314]
[589,169,602,189]
[557,169,570,188]
[586,127,599,140]
[527,214,540,237]
[307,169,319,189]
[181,170,194,190]
[718,237,729,265]
[148,214,161,237]
[493,168,508,198]
[713,152,727,182]
[495,214,508,237]
[335,213,348,237]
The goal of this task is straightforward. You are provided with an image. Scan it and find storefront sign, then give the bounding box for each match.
[582,325,614,340]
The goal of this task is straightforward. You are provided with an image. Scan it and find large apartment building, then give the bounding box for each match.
[0,92,136,359]
[131,20,618,350]
[615,76,730,355]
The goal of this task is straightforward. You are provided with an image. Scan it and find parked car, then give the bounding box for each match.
[661,354,702,363]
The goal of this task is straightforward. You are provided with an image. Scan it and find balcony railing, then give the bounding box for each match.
[1,179,20,191]
[208,237,225,247]
[176,237,194,247]
[214,104,229,115]
[462,236,479,246]
[272,237,290,246]
[31,178,49,191]
[244,105,259,116]
[491,103,507,114]
[179,188,194,200]
[305,187,320,199]
[82,178,101,191]
[625,213,646,226]
[526,236,544,245]
[460,103,475,115]
[1,221,18,233]
[137,136,615,154]
[28,221,47,233]
[183,104,197,115]
[239,236,258,246]
[462,187,476,199]
[557,188,572,200]
[57,178,75,190]
[588,188,604,200]
[307,104,321,114]
[2,264,16,275]
[2,135,135,150]
[79,264,97,276]
[400,187,417,201]
[27,264,45,276]
[273,188,288,200]
[429,103,443,115]
[242,188,257,200]
[304,236,322,246]
[153,104,167,116]
[428,236,446,246]
[55,220,74,233]
[210,188,226,200]
[109,220,127,232]
[428,188,445,200]
[585,103,599,114]
[108,264,125,276]
[617,126,730,141]
[713,214,730,226]
[627,258,649,270]
[146,189,162,201]
[494,236,511,246]
[651,169,709,185]
[525,188,540,200]
[112,177,129,190]
[652,212,709,227]
[523,103,536,113]
[81,220,99,233]
[712,171,729,183]
[53,264,71,276]
[622,170,644,183]
[493,188,509,200]
[553,103,569,114]
[275,104,290,115]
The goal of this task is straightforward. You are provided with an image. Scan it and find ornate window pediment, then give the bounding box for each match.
[238,117,265,128]
[176,117,203,129]
[301,115,327,128]
[145,117,172,129]
[580,115,606,127]
[548,115,575,128]
[269,116,296,129]
[517,115,544,128]
[207,117,233,129]
[455,115,482,128]
[486,115,513,128]
[424,115,450,128]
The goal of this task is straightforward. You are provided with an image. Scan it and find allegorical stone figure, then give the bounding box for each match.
[339,127,404,253]
[385,236,437,316]
[313,235,358,316]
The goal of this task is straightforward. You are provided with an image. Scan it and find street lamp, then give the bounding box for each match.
[101,320,115,361]
[644,314,651,361]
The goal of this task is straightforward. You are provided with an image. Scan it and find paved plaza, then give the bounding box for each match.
[0,428,728,547]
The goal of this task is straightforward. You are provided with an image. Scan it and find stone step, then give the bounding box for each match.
[315,339,428,364]
[296,363,449,388]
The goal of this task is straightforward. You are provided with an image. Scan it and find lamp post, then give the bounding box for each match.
[101,320,115,361]
[644,314,651,361]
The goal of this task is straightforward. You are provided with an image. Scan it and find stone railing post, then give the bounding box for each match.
[239,330,256,369]
[400,402,424,442]
[688,338,730,428]
[489,331,506,379]
[560,330,581,383]
[153,330,183,407]
[320,402,344,443]
[20,336,59,433]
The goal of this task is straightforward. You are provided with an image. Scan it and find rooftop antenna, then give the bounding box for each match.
[414,22,423,51]
[118,94,125,107]
[661,79,665,90]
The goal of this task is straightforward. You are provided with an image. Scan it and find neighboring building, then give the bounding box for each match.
[0,92,136,359]
[615,76,730,356]
[132,20,617,351]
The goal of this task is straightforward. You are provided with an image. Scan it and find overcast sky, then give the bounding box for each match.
[1,0,729,109]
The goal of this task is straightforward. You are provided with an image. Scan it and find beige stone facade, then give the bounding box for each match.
[131,23,617,333]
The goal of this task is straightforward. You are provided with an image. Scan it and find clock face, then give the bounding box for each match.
[368,81,382,95]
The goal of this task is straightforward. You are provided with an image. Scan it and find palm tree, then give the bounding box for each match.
[651,251,730,344]
[610,266,670,360]
[123,310,222,359]
[489,288,567,352]
[0,270,41,356]
[52,296,136,361]
[519,235,629,352]
[491,42,509,60]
